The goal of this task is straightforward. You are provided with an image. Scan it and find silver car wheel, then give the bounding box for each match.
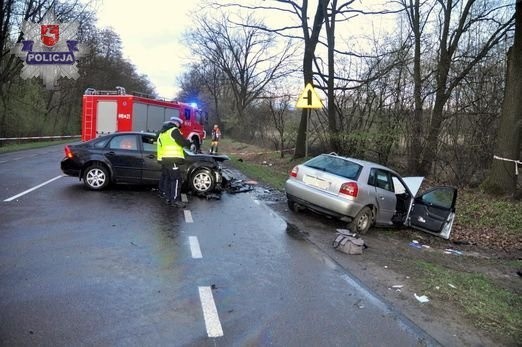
[192,171,212,192]
[350,206,372,234]
[83,164,109,190]
[356,213,369,230]
[86,168,106,188]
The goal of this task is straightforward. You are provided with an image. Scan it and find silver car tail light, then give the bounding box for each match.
[290,166,299,178]
[339,182,358,198]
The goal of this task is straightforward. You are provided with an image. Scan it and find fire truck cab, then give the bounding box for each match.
[81,87,206,152]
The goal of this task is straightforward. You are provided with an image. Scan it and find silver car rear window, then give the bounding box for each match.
[304,155,362,180]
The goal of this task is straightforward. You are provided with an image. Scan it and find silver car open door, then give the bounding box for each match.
[406,187,458,239]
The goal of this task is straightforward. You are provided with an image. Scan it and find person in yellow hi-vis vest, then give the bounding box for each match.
[157,117,191,207]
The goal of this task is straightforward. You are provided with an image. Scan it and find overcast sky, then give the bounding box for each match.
[95,0,204,98]
[93,0,395,99]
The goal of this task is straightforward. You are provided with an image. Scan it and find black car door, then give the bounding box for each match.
[407,187,458,239]
[105,134,142,183]
[140,134,162,183]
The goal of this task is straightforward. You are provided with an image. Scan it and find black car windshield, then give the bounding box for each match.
[304,155,362,180]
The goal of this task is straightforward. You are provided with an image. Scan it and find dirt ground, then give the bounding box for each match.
[246,183,520,347]
[214,141,521,347]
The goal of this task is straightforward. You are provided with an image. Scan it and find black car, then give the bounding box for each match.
[61,132,229,193]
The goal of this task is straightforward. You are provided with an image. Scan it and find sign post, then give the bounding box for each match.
[296,83,324,157]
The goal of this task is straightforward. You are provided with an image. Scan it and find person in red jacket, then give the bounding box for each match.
[210,124,221,154]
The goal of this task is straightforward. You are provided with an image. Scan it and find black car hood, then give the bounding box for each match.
[184,149,229,162]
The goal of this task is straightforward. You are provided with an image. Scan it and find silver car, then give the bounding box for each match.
[285,153,457,239]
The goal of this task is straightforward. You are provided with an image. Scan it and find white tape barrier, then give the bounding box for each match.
[0,135,80,141]
[493,155,522,175]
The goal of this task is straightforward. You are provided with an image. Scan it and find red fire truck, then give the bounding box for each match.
[81,87,206,151]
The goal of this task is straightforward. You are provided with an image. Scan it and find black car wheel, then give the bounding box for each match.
[190,168,215,194]
[83,163,109,190]
[349,206,373,234]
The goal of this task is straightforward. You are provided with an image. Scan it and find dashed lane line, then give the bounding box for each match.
[184,199,222,338]
[4,175,64,202]
[198,286,224,338]
[189,236,202,259]
[184,209,194,223]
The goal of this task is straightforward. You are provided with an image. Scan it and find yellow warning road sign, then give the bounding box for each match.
[296,83,323,109]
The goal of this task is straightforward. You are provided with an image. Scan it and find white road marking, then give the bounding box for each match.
[181,193,188,203]
[189,236,202,259]
[0,161,6,164]
[198,286,223,338]
[4,175,64,202]
[184,210,193,223]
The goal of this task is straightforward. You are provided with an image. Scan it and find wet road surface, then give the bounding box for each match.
[0,145,439,346]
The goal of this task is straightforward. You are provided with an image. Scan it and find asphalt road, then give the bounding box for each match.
[0,144,439,346]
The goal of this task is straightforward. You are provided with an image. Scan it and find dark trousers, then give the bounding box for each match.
[160,158,185,202]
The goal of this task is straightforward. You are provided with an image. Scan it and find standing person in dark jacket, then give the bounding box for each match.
[157,117,192,207]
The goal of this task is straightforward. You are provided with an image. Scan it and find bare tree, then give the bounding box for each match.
[483,1,521,197]
[419,0,515,175]
[177,61,233,132]
[399,0,435,173]
[210,0,331,157]
[264,89,293,158]
[185,12,296,132]
[1,0,50,136]
[1,2,155,139]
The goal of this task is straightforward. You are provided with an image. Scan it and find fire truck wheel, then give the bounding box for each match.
[190,168,215,194]
[83,163,110,190]
[190,137,200,153]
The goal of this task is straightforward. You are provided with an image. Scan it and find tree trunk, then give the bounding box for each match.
[325,0,339,153]
[483,2,522,197]
[294,0,329,158]
[419,48,451,175]
[407,0,424,174]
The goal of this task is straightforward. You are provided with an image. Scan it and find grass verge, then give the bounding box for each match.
[0,139,75,154]
[218,138,300,190]
[456,189,522,234]
[415,260,521,340]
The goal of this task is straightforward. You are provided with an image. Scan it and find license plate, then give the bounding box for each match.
[303,175,330,190]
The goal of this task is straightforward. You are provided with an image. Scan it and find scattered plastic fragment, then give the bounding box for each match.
[444,248,463,255]
[448,283,456,289]
[354,299,365,309]
[409,241,423,249]
[225,179,255,194]
[392,285,404,289]
[336,229,357,237]
[414,293,430,303]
